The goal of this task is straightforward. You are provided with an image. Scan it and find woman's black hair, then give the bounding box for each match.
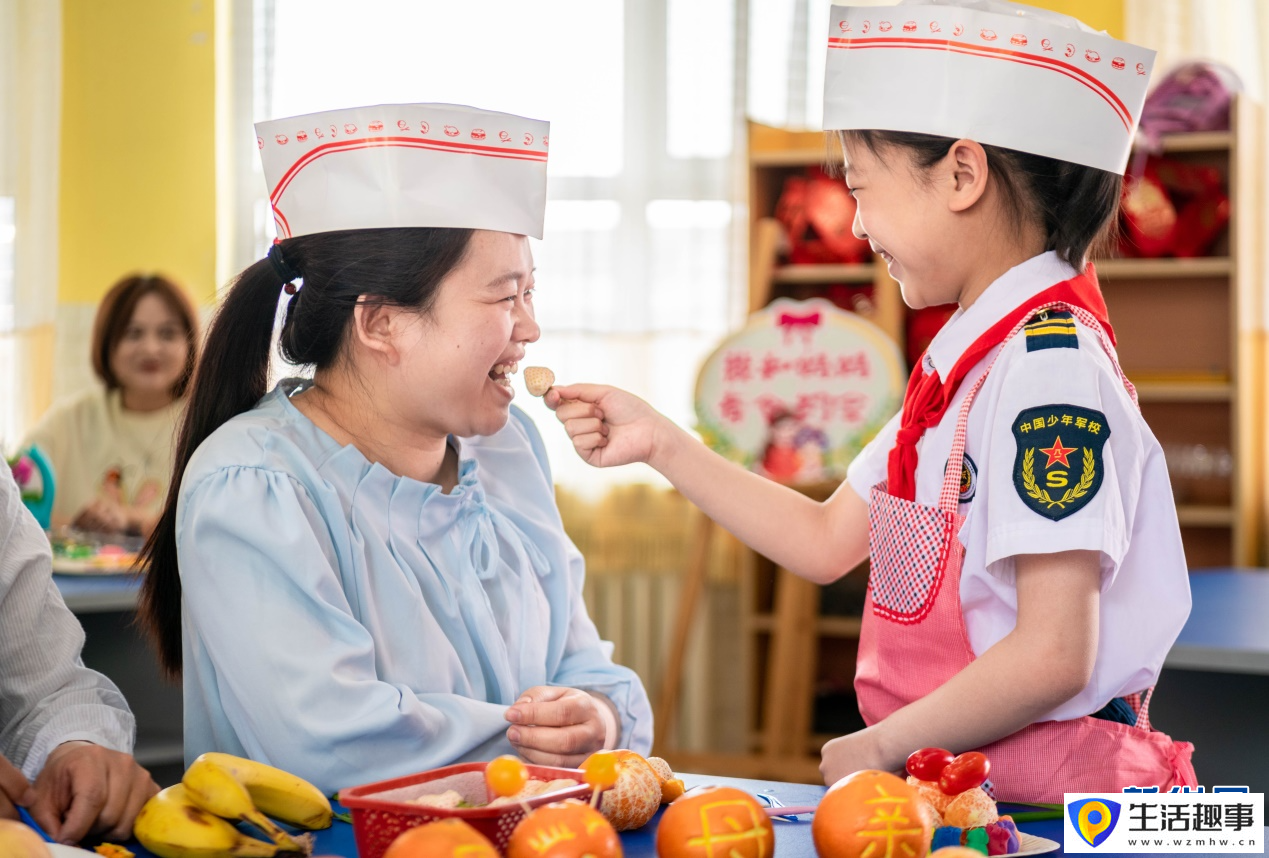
[838,130,1123,268]
[138,226,474,676]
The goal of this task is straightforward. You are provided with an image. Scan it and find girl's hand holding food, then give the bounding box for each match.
[545,384,672,470]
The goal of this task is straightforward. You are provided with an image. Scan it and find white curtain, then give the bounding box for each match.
[1125,0,1269,329]
[0,0,61,446]
[238,0,749,493]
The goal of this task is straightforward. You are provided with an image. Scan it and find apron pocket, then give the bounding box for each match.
[868,486,962,624]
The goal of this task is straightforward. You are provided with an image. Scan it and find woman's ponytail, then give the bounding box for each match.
[137,227,474,677]
[138,254,288,677]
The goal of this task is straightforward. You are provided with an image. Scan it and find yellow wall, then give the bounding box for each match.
[59,0,217,305]
[1028,0,1124,39]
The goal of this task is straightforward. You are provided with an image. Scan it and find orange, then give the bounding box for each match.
[586,749,661,831]
[929,850,983,858]
[506,799,622,858]
[812,770,931,858]
[655,786,774,858]
[382,819,498,858]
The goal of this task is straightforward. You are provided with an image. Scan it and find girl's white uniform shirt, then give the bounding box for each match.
[847,252,1191,722]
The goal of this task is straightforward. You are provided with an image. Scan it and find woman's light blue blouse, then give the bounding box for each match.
[176,381,652,794]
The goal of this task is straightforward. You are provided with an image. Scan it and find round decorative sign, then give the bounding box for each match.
[694,298,904,484]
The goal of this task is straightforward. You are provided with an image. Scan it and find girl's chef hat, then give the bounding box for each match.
[256,103,549,240]
[823,0,1155,174]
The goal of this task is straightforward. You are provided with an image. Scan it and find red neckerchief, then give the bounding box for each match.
[887,265,1114,502]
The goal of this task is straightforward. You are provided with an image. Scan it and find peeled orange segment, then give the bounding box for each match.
[590,749,661,831]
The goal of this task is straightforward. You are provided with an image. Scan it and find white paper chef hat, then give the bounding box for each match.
[256,103,549,240]
[823,0,1156,174]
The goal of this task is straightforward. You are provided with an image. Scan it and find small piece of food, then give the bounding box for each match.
[487,778,580,806]
[582,751,619,790]
[645,755,686,804]
[943,787,998,829]
[486,754,529,798]
[0,820,52,858]
[586,749,660,831]
[94,847,135,858]
[383,819,498,858]
[812,769,931,858]
[409,788,467,809]
[907,747,955,782]
[506,799,621,857]
[656,786,773,858]
[938,752,990,796]
[524,366,555,397]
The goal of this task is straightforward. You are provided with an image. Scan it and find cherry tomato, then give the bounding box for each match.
[938,751,991,795]
[486,755,528,797]
[581,751,619,790]
[905,747,954,782]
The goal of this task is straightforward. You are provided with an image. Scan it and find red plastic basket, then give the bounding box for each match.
[340,761,605,857]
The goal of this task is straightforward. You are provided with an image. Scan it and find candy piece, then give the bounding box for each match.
[964,826,989,855]
[996,817,1020,853]
[581,751,618,790]
[932,826,964,851]
[984,822,1012,856]
[523,366,555,397]
[485,755,528,798]
[944,786,998,828]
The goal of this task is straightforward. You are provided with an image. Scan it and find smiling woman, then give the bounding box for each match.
[135,101,652,796]
[21,273,199,537]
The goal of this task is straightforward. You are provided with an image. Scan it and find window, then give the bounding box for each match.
[240,0,746,489]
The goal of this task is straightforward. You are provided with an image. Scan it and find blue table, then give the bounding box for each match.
[116,774,1066,857]
[1165,569,1269,674]
[52,571,141,613]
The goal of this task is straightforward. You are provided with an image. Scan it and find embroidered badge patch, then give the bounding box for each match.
[1025,309,1079,351]
[945,453,978,504]
[1012,404,1110,520]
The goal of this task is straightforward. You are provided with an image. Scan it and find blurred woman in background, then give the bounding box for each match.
[23,273,199,536]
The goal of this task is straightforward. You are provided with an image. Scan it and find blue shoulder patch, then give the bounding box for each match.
[1024,309,1079,352]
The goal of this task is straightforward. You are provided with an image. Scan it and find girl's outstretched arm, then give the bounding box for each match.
[819,549,1101,784]
[547,383,869,584]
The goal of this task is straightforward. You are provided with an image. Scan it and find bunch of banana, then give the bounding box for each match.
[134,753,332,858]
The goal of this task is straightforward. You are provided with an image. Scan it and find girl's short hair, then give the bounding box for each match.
[91,273,201,397]
[839,130,1123,269]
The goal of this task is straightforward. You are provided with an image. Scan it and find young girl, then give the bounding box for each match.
[138,102,651,794]
[549,1,1196,800]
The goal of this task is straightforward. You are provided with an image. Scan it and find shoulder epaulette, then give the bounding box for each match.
[1024,309,1079,352]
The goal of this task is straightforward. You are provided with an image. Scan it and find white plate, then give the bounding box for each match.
[48,845,99,857]
[1015,832,1061,856]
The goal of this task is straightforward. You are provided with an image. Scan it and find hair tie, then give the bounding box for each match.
[267,242,300,290]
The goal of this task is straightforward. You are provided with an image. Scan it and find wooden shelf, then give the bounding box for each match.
[1135,380,1233,402]
[750,148,828,167]
[772,264,876,285]
[1097,258,1233,279]
[1177,505,1237,528]
[1158,130,1232,153]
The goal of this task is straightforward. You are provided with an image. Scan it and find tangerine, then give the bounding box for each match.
[812,770,931,858]
[506,799,622,858]
[587,749,661,831]
[382,819,497,858]
[655,786,774,858]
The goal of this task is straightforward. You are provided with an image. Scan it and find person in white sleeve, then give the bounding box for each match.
[0,467,157,844]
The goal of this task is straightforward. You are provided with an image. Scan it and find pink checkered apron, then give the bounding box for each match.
[856,301,1197,802]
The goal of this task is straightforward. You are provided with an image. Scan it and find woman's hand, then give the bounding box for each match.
[504,686,618,767]
[28,741,158,844]
[545,384,675,470]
